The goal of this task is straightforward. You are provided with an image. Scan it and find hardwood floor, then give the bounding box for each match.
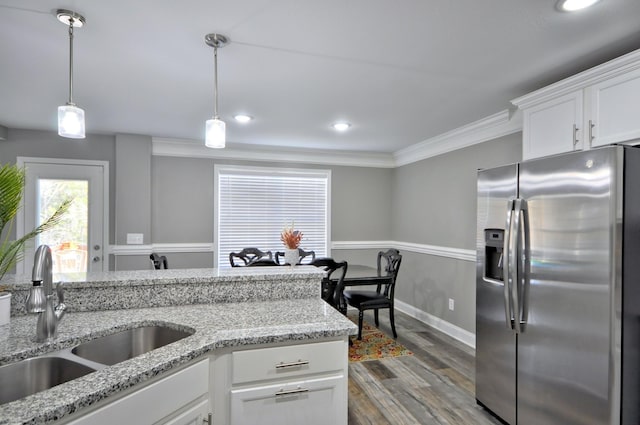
[347,309,503,425]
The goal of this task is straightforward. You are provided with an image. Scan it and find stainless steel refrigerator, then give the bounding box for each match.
[476,145,640,425]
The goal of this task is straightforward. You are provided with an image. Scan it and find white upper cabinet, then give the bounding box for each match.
[522,91,583,160]
[513,49,640,160]
[588,67,640,148]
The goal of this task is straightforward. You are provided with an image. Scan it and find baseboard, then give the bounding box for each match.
[394,299,476,349]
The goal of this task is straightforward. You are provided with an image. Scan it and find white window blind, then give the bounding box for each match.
[215,165,330,268]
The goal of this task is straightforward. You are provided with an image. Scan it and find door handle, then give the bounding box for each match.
[503,199,515,330]
[519,199,530,332]
[572,124,579,149]
[511,199,522,334]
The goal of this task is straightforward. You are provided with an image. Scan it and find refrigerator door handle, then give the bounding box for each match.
[512,199,523,334]
[519,198,530,332]
[503,199,515,330]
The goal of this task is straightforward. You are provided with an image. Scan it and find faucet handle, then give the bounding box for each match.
[26,284,46,313]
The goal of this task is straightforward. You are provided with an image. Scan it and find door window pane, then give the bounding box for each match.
[37,179,89,273]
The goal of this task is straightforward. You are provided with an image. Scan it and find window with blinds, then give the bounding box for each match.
[215,165,331,268]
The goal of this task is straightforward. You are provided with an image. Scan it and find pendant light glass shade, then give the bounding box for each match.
[205,117,226,149]
[58,104,85,138]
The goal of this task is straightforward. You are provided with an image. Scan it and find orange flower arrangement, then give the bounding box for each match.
[280,223,303,249]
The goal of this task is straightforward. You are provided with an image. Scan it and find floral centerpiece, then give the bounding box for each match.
[280,223,303,266]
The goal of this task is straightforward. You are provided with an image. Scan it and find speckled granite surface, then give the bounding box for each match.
[4,267,326,316]
[0,267,357,425]
[0,299,356,425]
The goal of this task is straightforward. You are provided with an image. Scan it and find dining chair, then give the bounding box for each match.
[311,257,348,314]
[150,253,168,270]
[343,249,402,339]
[229,248,273,267]
[275,248,316,265]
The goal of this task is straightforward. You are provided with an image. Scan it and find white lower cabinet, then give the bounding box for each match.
[64,359,209,425]
[160,399,210,425]
[230,374,345,425]
[213,338,349,425]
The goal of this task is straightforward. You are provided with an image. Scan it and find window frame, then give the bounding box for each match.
[214,164,331,268]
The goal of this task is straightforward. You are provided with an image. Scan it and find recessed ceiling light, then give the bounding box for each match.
[234,114,253,123]
[558,0,601,11]
[332,122,351,132]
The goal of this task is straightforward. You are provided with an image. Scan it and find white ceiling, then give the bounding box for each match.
[1,0,640,154]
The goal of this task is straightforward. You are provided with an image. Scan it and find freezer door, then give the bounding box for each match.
[476,164,518,425]
[517,147,619,425]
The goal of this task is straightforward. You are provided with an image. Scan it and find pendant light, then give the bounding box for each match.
[56,9,86,139]
[204,33,229,149]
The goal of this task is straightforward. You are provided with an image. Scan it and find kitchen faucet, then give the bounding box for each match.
[25,245,66,342]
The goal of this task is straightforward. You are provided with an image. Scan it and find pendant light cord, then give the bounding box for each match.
[213,43,219,119]
[68,19,75,105]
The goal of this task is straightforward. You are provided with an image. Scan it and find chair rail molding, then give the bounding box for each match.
[109,243,214,256]
[331,240,475,262]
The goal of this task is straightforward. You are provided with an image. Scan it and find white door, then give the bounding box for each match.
[17,157,108,274]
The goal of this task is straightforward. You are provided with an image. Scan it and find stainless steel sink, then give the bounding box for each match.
[71,326,193,365]
[0,357,96,405]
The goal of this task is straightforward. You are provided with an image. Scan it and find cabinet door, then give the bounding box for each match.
[230,374,346,425]
[160,399,210,425]
[522,91,583,160]
[589,67,640,147]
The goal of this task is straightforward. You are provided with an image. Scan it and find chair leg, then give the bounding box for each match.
[358,310,364,340]
[390,306,397,339]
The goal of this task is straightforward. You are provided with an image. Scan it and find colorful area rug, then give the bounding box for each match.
[348,313,413,362]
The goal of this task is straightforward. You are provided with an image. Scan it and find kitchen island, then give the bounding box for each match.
[0,267,356,425]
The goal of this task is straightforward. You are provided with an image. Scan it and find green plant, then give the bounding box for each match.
[0,164,71,282]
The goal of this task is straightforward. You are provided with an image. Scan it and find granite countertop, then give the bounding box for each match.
[0,267,357,425]
[0,298,356,425]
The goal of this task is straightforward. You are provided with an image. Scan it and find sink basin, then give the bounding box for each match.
[71,326,193,365]
[0,357,96,405]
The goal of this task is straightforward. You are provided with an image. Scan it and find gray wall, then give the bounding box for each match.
[148,156,393,269]
[390,133,522,332]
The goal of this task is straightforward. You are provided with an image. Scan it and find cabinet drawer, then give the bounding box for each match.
[232,340,345,384]
[230,374,345,425]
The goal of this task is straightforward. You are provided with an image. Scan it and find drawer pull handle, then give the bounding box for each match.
[275,386,310,397]
[275,359,309,369]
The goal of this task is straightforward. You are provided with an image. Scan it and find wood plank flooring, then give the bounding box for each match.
[347,309,503,425]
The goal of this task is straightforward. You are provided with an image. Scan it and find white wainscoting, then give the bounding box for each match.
[331,240,475,262]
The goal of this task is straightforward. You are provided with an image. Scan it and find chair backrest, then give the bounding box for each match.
[275,248,316,265]
[229,248,273,267]
[311,257,348,313]
[377,249,402,299]
[150,253,168,270]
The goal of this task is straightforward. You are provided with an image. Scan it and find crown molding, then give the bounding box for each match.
[512,47,640,109]
[152,108,523,169]
[393,109,522,167]
[152,138,395,168]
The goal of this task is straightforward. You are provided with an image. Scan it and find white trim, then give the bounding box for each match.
[109,243,215,256]
[512,48,640,109]
[395,299,476,348]
[153,138,395,168]
[393,109,522,167]
[331,240,476,262]
[152,108,523,169]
